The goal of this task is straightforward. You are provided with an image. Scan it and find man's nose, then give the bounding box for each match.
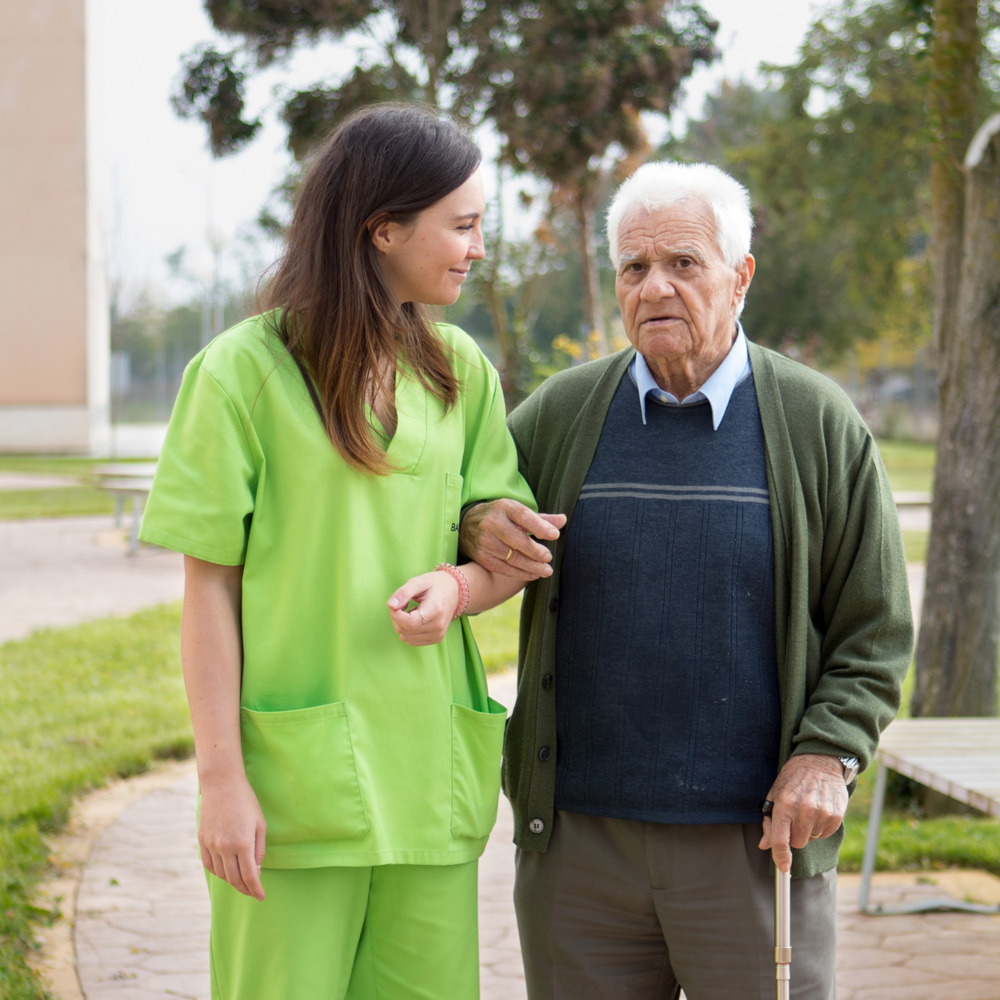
[639,264,676,299]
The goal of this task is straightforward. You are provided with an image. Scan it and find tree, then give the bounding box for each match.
[172,2,462,158]
[660,2,934,360]
[174,1,717,362]
[454,0,717,350]
[912,0,1000,717]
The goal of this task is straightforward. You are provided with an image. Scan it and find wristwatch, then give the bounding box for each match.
[839,756,860,784]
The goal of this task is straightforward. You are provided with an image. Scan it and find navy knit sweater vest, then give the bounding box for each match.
[553,369,781,824]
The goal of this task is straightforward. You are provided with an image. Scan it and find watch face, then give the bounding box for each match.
[840,757,859,782]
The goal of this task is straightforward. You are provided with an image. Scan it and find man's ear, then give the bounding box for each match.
[735,253,755,303]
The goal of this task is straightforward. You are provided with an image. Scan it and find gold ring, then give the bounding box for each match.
[809,834,820,841]
[505,548,513,562]
[417,609,426,625]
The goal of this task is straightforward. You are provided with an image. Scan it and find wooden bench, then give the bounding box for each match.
[858,717,1000,914]
[94,463,157,555]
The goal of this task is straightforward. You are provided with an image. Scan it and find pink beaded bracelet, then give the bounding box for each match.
[435,563,470,620]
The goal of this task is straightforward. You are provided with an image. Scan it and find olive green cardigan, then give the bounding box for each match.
[503,342,914,878]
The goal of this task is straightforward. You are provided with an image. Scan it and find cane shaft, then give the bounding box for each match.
[775,867,791,1000]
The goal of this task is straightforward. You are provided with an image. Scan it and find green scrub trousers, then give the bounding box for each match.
[208,860,480,999]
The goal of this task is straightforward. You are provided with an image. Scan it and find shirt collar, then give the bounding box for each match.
[631,325,750,431]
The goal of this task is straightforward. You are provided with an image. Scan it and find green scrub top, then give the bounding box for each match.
[139,314,535,869]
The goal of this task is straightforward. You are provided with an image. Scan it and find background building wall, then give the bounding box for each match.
[0,0,109,452]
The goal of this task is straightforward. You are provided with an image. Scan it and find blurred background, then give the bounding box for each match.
[5,0,975,451]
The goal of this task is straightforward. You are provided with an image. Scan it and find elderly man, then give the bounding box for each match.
[461,161,913,999]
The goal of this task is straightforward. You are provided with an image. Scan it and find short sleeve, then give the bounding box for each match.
[139,360,258,565]
[459,352,536,513]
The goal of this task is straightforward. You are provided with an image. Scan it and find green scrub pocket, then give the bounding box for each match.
[451,696,507,840]
[241,701,370,848]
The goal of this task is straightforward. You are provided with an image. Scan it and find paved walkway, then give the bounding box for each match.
[9,509,1000,999]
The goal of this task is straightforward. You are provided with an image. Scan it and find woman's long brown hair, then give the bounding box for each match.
[258,104,481,474]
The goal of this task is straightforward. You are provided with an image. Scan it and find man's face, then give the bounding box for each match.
[614,199,753,381]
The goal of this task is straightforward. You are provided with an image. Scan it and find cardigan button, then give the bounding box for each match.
[541,673,554,690]
[538,746,551,762]
[529,818,545,834]
[549,597,559,613]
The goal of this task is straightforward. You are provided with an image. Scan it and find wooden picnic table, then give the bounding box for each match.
[858,717,1000,914]
[94,463,157,555]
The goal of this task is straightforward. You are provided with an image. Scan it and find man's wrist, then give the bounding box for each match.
[838,756,860,783]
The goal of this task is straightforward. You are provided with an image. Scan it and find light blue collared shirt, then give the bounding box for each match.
[631,325,751,431]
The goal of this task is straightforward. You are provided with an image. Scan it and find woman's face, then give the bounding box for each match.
[374,170,486,306]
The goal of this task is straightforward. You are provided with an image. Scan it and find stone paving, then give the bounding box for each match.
[9,499,1000,999]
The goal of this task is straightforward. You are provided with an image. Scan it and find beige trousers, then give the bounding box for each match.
[514,811,836,1000]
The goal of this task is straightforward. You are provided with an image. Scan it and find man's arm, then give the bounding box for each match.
[459,500,566,578]
[760,424,912,871]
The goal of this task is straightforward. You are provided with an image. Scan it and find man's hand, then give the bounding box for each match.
[759,754,849,873]
[460,500,566,579]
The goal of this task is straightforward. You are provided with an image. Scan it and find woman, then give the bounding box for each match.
[139,104,540,999]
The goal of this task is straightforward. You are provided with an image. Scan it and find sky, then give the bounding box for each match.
[90,0,827,310]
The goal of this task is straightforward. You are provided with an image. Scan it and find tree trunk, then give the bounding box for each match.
[912,120,1000,718]
[481,280,528,411]
[573,191,607,355]
[926,0,979,362]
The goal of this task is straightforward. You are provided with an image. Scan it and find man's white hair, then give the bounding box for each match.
[606,161,753,270]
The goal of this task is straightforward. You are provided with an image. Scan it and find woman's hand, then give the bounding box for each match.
[197,773,268,901]
[387,570,460,645]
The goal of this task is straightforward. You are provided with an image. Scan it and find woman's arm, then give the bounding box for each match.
[181,555,266,901]
[386,562,524,646]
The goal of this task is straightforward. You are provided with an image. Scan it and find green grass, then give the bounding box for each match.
[878,440,934,562]
[0,604,191,999]
[0,456,119,519]
[0,456,103,476]
[0,487,115,520]
[839,765,1000,875]
[469,595,521,673]
[902,529,929,564]
[877,439,936,495]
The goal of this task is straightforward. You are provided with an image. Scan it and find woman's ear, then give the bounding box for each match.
[369,215,400,254]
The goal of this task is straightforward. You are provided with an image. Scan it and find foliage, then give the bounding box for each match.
[173,2,465,159]
[661,0,935,360]
[454,192,576,409]
[172,1,717,393]
[0,605,191,999]
[453,0,717,345]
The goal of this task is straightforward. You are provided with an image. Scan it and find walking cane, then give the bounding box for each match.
[775,867,791,1000]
